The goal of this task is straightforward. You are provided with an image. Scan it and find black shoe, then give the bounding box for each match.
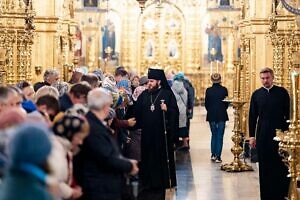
[177,145,189,151]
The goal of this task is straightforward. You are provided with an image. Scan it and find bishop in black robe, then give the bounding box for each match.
[135,68,179,200]
[249,85,290,200]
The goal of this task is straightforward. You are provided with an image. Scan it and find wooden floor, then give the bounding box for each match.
[175,106,260,200]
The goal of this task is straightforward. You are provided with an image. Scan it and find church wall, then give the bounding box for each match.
[122,1,140,73]
[240,0,274,91]
[71,0,241,102]
[74,0,139,74]
[237,0,272,135]
[237,0,300,135]
[32,0,76,83]
[195,0,240,101]
[33,1,55,16]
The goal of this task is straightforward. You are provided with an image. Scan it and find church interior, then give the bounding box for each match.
[1,0,300,199]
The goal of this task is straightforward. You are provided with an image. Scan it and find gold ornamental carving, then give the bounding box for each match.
[273,35,285,86]
[0,0,35,85]
[275,70,300,200]
[268,12,300,89]
[239,36,251,136]
[139,3,185,73]
[6,33,15,85]
[269,4,300,199]
[17,32,27,82]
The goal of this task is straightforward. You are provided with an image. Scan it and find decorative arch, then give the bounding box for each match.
[138,1,186,74]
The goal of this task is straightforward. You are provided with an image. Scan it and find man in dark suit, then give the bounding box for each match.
[74,88,138,200]
[205,73,229,163]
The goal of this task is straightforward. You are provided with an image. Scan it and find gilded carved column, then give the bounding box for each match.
[271,35,284,86]
[269,13,285,87]
[25,33,33,81]
[63,36,69,65]
[17,33,27,82]
[285,30,296,90]
[69,34,76,66]
[6,32,15,85]
[239,36,250,135]
[61,35,69,78]
[0,33,6,84]
[241,38,250,101]
[24,0,34,82]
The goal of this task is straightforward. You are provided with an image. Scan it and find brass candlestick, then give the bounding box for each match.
[275,70,300,200]
[221,61,253,172]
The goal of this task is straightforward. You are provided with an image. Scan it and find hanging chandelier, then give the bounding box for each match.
[136,0,147,11]
[280,0,300,15]
[136,0,164,12]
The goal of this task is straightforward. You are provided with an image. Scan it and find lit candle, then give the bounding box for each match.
[216,60,219,73]
[36,36,40,66]
[233,28,239,62]
[237,65,241,94]
[234,61,241,97]
[221,61,224,82]
[210,61,213,75]
[290,70,299,122]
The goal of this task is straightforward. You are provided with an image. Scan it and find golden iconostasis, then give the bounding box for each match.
[2,0,300,109]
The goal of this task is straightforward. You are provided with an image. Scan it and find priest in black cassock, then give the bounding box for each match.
[135,68,179,200]
[249,67,290,200]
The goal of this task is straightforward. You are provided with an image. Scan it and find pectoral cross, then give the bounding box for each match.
[150,104,155,112]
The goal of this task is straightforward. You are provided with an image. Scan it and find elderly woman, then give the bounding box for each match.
[74,88,138,200]
[50,115,89,200]
[34,86,59,102]
[0,123,53,200]
[172,73,189,150]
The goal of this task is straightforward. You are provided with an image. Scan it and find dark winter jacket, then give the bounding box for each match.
[205,83,229,122]
[59,93,73,112]
[75,111,132,200]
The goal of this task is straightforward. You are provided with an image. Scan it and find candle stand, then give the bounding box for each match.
[221,61,253,172]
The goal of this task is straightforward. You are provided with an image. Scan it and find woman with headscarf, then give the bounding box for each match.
[50,115,89,200]
[172,73,189,150]
[124,79,148,161]
[0,123,54,200]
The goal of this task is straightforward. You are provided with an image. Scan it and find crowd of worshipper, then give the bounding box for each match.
[0,66,194,200]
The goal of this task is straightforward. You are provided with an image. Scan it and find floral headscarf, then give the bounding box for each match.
[132,86,147,101]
